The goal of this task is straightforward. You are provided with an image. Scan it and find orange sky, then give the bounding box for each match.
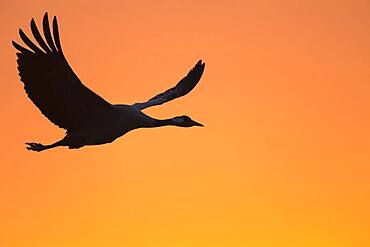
[1,0,370,246]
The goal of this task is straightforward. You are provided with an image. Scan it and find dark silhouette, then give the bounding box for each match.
[13,12,205,152]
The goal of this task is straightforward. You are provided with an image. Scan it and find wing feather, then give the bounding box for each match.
[12,41,33,54]
[30,18,52,53]
[132,60,205,110]
[52,16,63,52]
[19,28,44,54]
[13,12,113,132]
[42,12,58,52]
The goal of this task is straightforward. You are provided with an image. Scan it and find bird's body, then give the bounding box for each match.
[13,13,205,151]
[67,105,156,148]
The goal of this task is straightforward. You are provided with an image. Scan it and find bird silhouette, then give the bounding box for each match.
[13,12,205,152]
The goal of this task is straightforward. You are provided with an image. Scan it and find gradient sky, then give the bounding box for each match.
[1,0,370,246]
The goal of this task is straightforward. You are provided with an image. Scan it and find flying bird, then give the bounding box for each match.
[13,13,205,152]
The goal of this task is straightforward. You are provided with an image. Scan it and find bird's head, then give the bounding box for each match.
[172,115,204,127]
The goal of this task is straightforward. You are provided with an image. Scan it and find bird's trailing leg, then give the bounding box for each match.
[26,139,65,152]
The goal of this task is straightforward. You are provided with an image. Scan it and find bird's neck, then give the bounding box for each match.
[155,118,177,127]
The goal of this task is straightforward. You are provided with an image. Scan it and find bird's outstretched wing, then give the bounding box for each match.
[12,12,113,132]
[132,60,205,110]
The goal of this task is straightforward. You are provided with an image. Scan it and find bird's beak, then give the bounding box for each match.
[193,120,204,127]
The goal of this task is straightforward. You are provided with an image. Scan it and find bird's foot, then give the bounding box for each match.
[26,142,47,152]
